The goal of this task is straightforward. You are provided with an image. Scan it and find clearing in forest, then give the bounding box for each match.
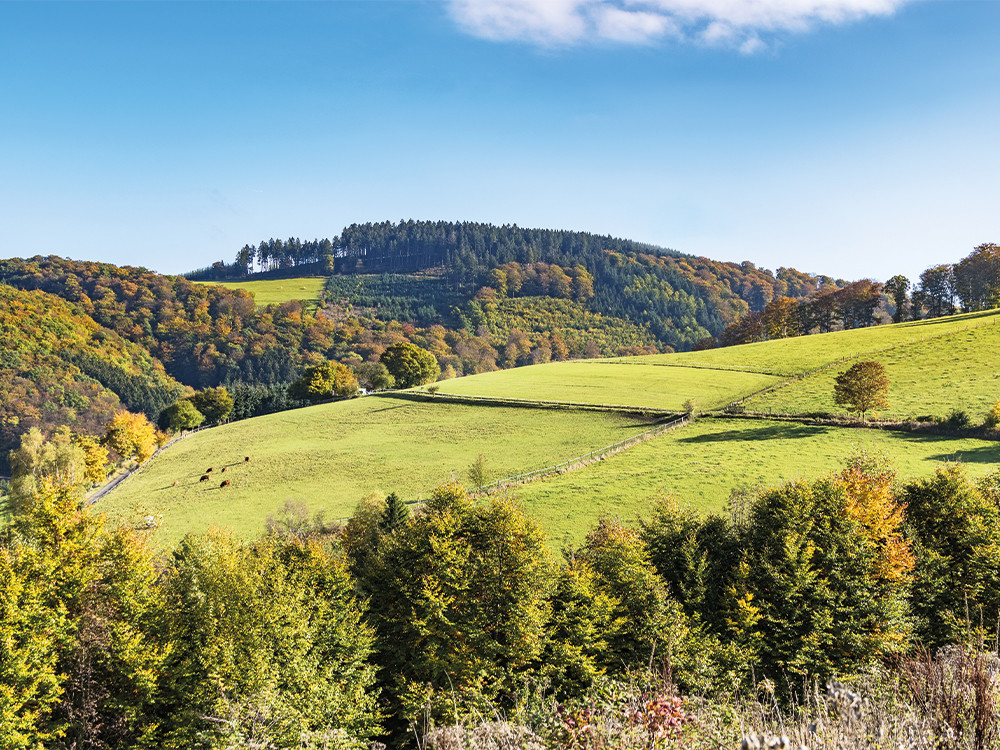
[194,277,327,311]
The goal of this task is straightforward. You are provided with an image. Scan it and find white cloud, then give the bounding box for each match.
[445,0,912,48]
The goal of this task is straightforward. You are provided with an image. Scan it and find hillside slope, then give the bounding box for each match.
[102,396,656,547]
[0,284,185,469]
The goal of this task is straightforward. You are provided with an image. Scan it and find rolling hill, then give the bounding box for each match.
[97,308,1000,547]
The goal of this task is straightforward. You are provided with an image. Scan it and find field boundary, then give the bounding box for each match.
[471,414,691,496]
[716,316,1000,415]
[707,410,1000,438]
[380,389,678,418]
[86,424,213,505]
[593,360,792,377]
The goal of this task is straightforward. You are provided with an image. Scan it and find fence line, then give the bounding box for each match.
[85,423,214,505]
[715,318,1000,415]
[592,360,792,377]
[471,414,691,496]
[380,389,676,418]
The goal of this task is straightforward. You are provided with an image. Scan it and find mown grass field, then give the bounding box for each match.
[612,309,1000,376]
[195,277,327,311]
[430,360,782,411]
[513,417,1000,549]
[747,323,1000,419]
[101,396,654,548]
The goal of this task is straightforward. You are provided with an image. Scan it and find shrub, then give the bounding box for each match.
[983,400,1000,429]
[945,409,971,429]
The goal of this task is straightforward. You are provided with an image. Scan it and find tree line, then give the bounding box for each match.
[2,443,998,748]
[718,244,1000,347]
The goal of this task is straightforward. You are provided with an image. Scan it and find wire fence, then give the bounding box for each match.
[473,414,691,496]
[381,389,676,417]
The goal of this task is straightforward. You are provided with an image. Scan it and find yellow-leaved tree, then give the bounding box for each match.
[104,410,158,464]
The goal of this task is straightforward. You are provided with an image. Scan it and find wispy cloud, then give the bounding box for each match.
[446,0,912,49]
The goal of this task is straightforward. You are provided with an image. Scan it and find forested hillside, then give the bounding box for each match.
[215,220,843,350]
[0,284,185,470]
[0,256,335,388]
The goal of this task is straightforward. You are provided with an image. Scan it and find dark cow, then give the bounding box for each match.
[206,467,213,473]
[220,479,231,488]
[221,466,227,473]
[199,474,209,482]
[244,456,250,462]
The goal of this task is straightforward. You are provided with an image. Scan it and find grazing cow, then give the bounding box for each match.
[206,467,213,473]
[220,479,231,488]
[172,480,179,487]
[244,456,250,462]
[199,474,209,482]
[221,467,227,473]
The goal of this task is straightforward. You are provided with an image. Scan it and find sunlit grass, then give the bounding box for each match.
[430,360,782,411]
[611,309,1000,377]
[101,395,654,547]
[194,277,327,311]
[746,323,1000,419]
[514,417,1000,549]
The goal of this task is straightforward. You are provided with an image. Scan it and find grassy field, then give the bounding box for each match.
[611,309,1000,376]
[430,360,782,411]
[195,277,327,311]
[100,395,655,547]
[513,417,1000,549]
[746,323,1000,419]
[430,310,1000,414]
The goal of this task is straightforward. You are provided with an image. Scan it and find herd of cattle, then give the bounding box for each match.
[192,456,250,488]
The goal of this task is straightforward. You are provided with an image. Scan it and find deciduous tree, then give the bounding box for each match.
[379,342,440,388]
[833,360,889,420]
[157,399,205,433]
[288,361,359,401]
[103,411,158,464]
[883,274,910,323]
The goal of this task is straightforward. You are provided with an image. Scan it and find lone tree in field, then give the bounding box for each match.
[379,342,440,388]
[834,360,889,420]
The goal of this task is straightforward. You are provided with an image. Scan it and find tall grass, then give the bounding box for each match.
[417,645,1000,749]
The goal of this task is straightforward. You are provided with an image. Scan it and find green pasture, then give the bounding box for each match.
[746,323,1000,419]
[100,395,654,548]
[195,277,327,311]
[430,360,782,411]
[513,417,1000,550]
[611,309,1000,377]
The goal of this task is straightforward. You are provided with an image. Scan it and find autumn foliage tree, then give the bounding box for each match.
[103,411,159,464]
[834,360,889,420]
[288,361,359,401]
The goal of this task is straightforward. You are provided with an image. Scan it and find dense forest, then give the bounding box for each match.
[195,220,843,350]
[0,284,185,472]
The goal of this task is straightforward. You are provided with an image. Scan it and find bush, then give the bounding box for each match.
[983,400,1000,429]
[945,409,971,429]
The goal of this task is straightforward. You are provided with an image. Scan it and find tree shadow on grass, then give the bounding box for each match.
[925,444,1000,466]
[677,423,833,444]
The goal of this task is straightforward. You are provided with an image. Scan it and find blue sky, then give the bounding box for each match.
[1,1,997,282]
